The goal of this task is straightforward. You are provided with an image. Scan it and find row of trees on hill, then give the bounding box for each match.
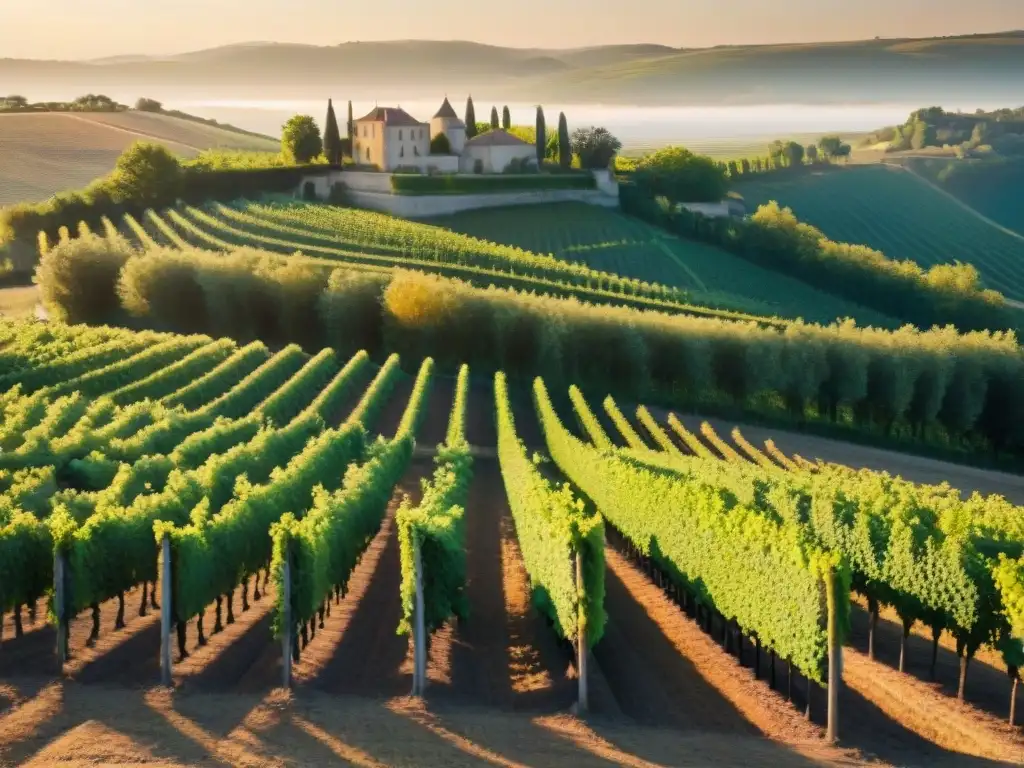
[869,106,1024,156]
[36,237,1024,459]
[0,94,125,113]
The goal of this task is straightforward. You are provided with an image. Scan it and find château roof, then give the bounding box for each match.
[464,129,530,147]
[433,97,463,124]
[354,106,425,126]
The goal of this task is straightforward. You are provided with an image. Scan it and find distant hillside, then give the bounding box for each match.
[734,164,1024,303]
[2,33,1023,105]
[0,111,280,205]
[904,156,1024,237]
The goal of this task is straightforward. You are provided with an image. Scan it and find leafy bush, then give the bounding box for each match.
[633,147,728,203]
[36,233,134,324]
[282,115,323,164]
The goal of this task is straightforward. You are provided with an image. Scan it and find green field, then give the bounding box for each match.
[96,200,893,328]
[426,203,893,326]
[734,165,1024,303]
[905,157,1024,239]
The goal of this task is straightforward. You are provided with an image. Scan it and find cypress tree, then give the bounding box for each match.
[535,106,546,166]
[323,99,342,165]
[558,112,570,169]
[347,100,354,152]
[502,105,511,130]
[490,106,499,129]
[465,96,477,139]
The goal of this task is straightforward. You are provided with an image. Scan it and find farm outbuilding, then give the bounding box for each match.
[459,129,536,174]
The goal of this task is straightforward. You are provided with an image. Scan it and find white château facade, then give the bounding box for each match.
[351,97,535,173]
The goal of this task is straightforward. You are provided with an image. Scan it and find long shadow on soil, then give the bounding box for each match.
[848,599,1017,722]
[304,461,433,698]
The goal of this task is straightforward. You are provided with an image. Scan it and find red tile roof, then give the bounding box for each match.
[354,106,425,126]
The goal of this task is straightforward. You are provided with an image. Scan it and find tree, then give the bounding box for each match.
[536,106,546,166]
[502,106,511,130]
[806,144,818,164]
[490,106,499,129]
[781,141,804,168]
[632,146,727,202]
[347,101,354,149]
[281,115,323,164]
[323,99,342,165]
[910,119,937,150]
[818,135,850,161]
[134,97,162,112]
[104,142,182,205]
[2,95,28,109]
[430,133,451,154]
[571,126,622,170]
[465,97,477,139]
[557,112,571,170]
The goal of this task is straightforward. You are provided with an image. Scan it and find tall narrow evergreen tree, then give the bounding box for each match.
[535,106,546,166]
[347,100,354,152]
[502,105,511,130]
[557,112,571,169]
[323,99,342,164]
[490,106,499,129]
[465,96,477,139]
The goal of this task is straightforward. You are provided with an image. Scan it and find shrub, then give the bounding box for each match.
[35,233,133,324]
[633,147,728,203]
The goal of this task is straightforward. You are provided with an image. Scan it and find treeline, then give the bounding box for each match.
[620,185,1014,333]
[870,106,1024,155]
[0,94,126,113]
[37,236,1024,460]
[0,142,332,249]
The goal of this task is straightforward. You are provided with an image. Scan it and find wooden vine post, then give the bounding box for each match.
[281,540,292,689]
[576,550,589,713]
[159,534,172,687]
[412,536,427,697]
[825,566,842,744]
[53,548,68,669]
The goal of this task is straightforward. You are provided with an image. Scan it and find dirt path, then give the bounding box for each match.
[428,459,577,713]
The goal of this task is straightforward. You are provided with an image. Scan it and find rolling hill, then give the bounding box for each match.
[904,156,1024,238]
[733,164,1024,303]
[3,32,1023,105]
[0,111,280,205]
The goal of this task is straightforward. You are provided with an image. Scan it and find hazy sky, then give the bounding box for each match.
[1,0,1021,59]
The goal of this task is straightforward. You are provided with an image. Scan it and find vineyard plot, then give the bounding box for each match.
[736,165,1024,302]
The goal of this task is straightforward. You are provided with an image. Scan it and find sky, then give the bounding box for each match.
[1,0,1021,59]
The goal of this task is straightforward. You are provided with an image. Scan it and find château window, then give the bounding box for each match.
[365,147,370,161]
[413,146,420,156]
[400,146,405,158]
[399,129,403,140]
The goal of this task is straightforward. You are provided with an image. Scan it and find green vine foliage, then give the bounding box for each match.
[535,377,841,680]
[568,385,613,450]
[272,435,413,635]
[495,372,606,647]
[397,364,472,636]
[271,357,435,637]
[603,395,647,450]
[160,423,367,622]
[106,339,237,405]
[616,427,1024,668]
